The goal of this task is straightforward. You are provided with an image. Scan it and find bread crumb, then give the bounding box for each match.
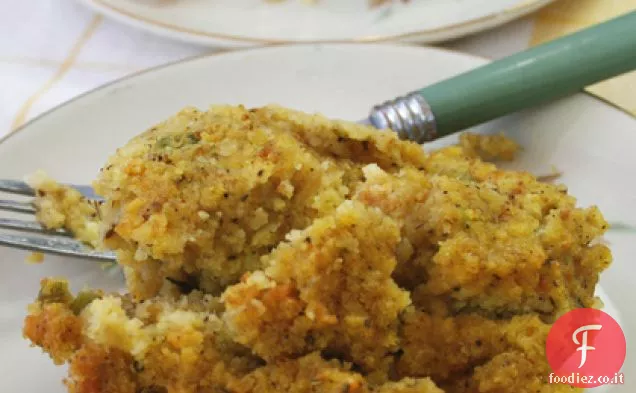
[26,252,45,264]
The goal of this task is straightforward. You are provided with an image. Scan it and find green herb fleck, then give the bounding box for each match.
[37,279,73,304]
[186,133,201,144]
[70,290,102,315]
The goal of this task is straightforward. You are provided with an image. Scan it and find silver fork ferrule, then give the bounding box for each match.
[368,92,437,144]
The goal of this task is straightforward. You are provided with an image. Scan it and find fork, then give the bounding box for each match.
[0,180,116,261]
[2,11,636,260]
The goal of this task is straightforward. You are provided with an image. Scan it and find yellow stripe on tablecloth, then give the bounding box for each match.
[531,0,636,116]
[10,15,104,131]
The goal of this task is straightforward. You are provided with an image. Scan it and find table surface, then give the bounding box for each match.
[1,0,632,139]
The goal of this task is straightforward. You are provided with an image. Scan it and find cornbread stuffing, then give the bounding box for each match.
[26,252,45,264]
[94,105,426,299]
[26,170,102,249]
[223,200,409,376]
[24,105,610,393]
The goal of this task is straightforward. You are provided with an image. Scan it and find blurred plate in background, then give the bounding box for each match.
[76,0,555,47]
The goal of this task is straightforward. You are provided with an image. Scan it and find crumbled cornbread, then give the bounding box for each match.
[94,105,426,299]
[223,200,409,374]
[26,170,102,249]
[458,132,519,162]
[355,148,610,321]
[25,105,605,393]
[26,252,45,264]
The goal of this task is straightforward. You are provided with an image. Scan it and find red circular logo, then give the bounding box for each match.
[546,308,626,388]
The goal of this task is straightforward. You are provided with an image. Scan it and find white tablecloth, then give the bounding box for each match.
[0,0,536,137]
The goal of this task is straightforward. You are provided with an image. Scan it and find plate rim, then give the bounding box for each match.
[2,42,630,149]
[77,0,556,47]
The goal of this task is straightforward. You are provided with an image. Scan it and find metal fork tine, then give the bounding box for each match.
[73,185,103,201]
[0,199,35,214]
[0,234,116,262]
[0,179,111,261]
[0,179,36,196]
[0,218,71,236]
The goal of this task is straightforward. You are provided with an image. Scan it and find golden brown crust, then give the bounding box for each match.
[94,105,427,299]
[458,132,519,162]
[23,303,83,365]
[229,353,442,393]
[397,310,580,393]
[229,352,368,393]
[356,148,610,320]
[374,378,444,393]
[25,280,263,393]
[66,344,137,393]
[396,309,505,382]
[24,106,601,393]
[223,201,410,372]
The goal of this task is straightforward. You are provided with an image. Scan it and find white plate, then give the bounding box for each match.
[77,0,555,47]
[0,44,633,392]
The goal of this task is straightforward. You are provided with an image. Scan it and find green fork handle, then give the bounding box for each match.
[368,11,636,143]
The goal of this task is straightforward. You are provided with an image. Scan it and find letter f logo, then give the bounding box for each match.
[572,324,602,368]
